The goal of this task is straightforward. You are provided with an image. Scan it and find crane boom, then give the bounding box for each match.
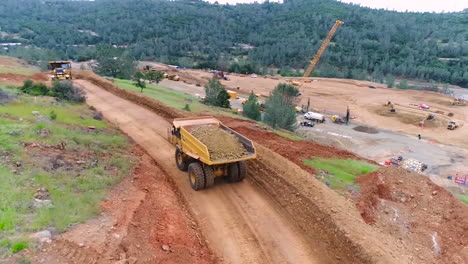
[301,20,344,82]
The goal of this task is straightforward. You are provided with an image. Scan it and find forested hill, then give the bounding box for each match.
[1,0,467,87]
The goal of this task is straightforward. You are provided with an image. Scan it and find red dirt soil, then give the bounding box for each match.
[218,116,364,173]
[0,73,48,85]
[20,146,216,264]
[357,167,468,263]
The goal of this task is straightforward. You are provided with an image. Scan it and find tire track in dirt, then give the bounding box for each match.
[76,80,327,264]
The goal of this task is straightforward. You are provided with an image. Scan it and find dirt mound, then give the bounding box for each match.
[190,125,248,161]
[356,166,468,263]
[353,125,379,134]
[0,72,47,85]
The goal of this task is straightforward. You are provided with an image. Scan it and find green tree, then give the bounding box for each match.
[264,83,298,131]
[93,45,136,79]
[133,72,146,92]
[216,89,231,108]
[397,80,409,89]
[385,74,395,88]
[146,70,164,84]
[243,92,261,121]
[204,78,230,108]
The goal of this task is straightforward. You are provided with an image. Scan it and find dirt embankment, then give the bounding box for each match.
[357,167,468,263]
[76,74,411,263]
[25,147,216,264]
[75,70,192,120]
[0,72,48,85]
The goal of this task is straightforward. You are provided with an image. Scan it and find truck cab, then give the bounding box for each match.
[48,61,72,80]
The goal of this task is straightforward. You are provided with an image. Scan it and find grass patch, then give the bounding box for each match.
[113,79,256,119]
[0,65,38,76]
[0,92,135,257]
[454,194,468,205]
[114,79,201,110]
[274,130,303,141]
[113,78,239,115]
[304,158,378,189]
[0,101,106,129]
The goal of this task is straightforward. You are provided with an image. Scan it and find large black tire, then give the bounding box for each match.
[228,162,240,182]
[237,162,247,181]
[175,148,188,171]
[203,165,215,188]
[188,162,205,191]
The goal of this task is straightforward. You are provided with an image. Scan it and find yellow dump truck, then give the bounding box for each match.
[169,116,256,190]
[48,61,72,80]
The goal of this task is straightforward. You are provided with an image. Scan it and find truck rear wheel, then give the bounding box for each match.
[203,165,215,188]
[188,162,205,191]
[175,148,188,171]
[238,162,247,181]
[228,162,246,182]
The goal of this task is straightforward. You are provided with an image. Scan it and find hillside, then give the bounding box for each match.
[0,0,467,87]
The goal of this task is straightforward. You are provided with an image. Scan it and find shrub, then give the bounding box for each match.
[11,241,28,253]
[49,110,57,120]
[50,81,85,102]
[19,80,48,96]
[182,103,191,111]
[243,92,261,121]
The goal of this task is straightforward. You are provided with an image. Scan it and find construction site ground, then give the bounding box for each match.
[295,116,468,191]
[68,73,467,263]
[135,64,468,195]
[2,58,467,263]
[141,63,468,149]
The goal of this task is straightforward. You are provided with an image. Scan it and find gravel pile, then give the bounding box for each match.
[191,125,248,161]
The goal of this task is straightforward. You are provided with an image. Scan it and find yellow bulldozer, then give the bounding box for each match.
[167,74,180,81]
[48,61,72,80]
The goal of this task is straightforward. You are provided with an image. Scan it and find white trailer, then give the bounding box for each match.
[304,112,325,123]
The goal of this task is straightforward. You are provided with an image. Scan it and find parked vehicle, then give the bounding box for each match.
[304,112,325,123]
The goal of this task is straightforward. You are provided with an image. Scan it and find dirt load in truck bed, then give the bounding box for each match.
[190,125,248,161]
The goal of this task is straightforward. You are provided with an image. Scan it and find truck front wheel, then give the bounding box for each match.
[175,148,188,171]
[188,162,205,191]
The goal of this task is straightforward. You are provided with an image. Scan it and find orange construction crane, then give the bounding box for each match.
[301,20,344,83]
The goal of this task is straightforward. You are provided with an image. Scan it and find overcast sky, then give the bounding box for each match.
[205,0,467,12]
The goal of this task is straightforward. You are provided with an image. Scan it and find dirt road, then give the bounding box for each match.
[76,80,329,264]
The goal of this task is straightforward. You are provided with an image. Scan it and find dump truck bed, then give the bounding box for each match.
[173,117,256,165]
